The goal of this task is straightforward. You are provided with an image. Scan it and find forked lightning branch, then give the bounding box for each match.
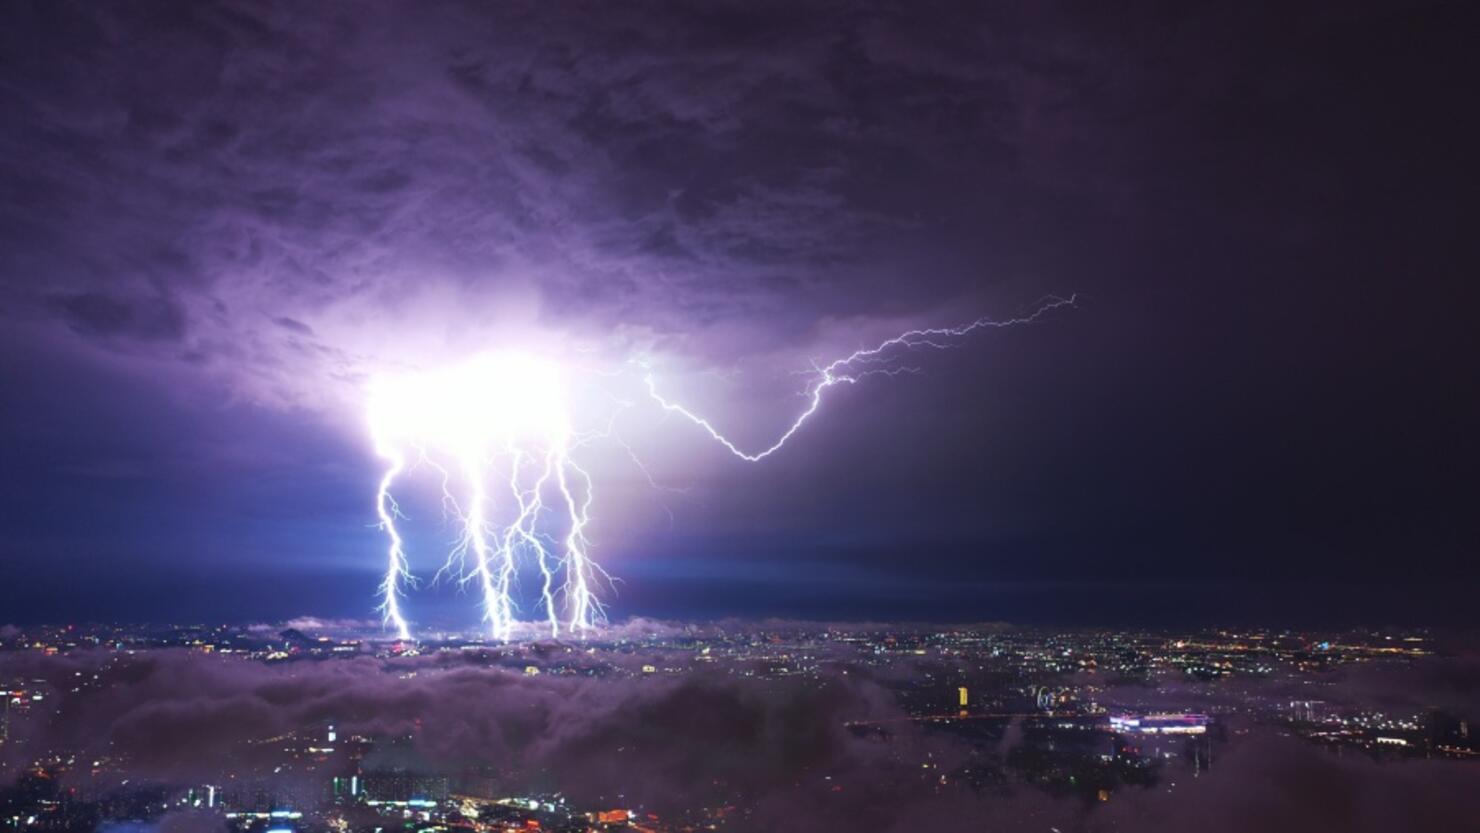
[369,295,1074,640]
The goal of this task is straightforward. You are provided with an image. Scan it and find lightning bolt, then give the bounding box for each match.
[557,456,605,632]
[368,297,1072,641]
[373,448,413,641]
[504,448,560,638]
[461,457,515,641]
[644,294,1077,461]
[368,354,610,642]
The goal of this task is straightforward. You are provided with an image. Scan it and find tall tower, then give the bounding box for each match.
[958,686,969,717]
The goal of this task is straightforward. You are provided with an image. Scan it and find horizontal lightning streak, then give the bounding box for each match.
[645,294,1077,462]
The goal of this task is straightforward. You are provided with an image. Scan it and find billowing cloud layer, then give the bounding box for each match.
[3,1,1476,624]
[1,1,1105,415]
[5,648,1478,833]
[3,649,910,819]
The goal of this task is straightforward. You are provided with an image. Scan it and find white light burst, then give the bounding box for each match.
[367,296,1074,640]
[368,353,605,640]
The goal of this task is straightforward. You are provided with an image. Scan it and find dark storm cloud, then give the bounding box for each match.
[0,0,1476,623]
[0,0,1113,400]
[46,291,187,343]
[270,316,313,336]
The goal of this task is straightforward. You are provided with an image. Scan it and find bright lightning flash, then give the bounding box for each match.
[366,296,1074,641]
[644,294,1078,461]
[368,353,606,641]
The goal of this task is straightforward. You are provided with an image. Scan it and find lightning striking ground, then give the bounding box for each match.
[373,449,413,641]
[367,354,607,641]
[367,297,1073,640]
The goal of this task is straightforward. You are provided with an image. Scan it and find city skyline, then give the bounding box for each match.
[1,619,1475,833]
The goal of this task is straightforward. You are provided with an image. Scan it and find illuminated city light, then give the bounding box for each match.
[1109,713,1209,735]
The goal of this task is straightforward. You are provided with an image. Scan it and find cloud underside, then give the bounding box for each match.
[0,1,1109,409]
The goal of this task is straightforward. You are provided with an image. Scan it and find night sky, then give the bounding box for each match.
[1,2,1475,627]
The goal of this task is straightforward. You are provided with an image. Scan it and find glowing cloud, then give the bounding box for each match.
[369,297,1074,641]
